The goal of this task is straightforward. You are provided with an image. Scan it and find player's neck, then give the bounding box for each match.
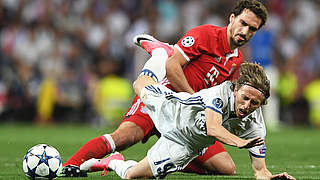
[226,25,236,51]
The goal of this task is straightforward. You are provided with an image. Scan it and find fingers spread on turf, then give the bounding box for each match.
[271,172,296,180]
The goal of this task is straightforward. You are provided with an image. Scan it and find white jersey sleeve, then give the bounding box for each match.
[197,81,268,158]
[229,107,267,158]
[245,107,267,158]
[195,81,232,114]
[249,144,267,158]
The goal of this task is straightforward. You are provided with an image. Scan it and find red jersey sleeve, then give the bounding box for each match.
[175,25,218,62]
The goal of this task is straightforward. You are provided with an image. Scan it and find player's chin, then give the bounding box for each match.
[237,40,247,46]
[238,110,248,118]
[239,115,247,118]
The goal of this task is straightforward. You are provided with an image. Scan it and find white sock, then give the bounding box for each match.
[139,48,168,82]
[108,160,138,179]
[103,134,116,153]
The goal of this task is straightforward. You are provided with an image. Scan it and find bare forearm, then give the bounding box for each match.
[207,126,245,148]
[254,168,272,180]
[251,156,273,180]
[165,48,195,94]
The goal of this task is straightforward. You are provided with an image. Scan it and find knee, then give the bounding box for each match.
[124,166,152,179]
[111,122,144,151]
[206,162,236,175]
[125,170,134,179]
[221,162,236,175]
[204,157,236,175]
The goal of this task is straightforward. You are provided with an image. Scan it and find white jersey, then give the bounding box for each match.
[196,81,267,157]
[140,81,266,177]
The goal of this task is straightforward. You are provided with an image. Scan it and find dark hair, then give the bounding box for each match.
[234,62,270,105]
[232,0,268,29]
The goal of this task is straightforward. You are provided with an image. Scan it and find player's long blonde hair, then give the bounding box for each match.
[234,62,270,105]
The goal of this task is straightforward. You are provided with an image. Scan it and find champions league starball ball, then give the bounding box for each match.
[23,144,62,179]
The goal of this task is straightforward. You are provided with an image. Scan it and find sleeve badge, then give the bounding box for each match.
[212,98,223,109]
[181,36,195,47]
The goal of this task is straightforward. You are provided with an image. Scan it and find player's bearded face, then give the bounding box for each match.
[230,9,261,47]
[234,85,264,118]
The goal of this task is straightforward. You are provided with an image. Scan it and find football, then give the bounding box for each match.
[23,144,62,179]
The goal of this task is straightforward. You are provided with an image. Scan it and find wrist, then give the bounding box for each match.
[237,139,246,148]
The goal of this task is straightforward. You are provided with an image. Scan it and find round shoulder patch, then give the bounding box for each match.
[212,98,223,109]
[181,36,195,47]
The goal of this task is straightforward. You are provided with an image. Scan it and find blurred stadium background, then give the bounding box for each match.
[1,0,320,128]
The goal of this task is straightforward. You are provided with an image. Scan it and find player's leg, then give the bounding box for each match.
[133,34,174,57]
[80,152,149,179]
[132,34,173,96]
[133,47,169,96]
[183,141,236,175]
[81,136,191,179]
[203,142,236,175]
[61,35,171,177]
[62,98,142,167]
[62,44,169,176]
[126,135,194,179]
[202,151,236,175]
[110,121,144,151]
[62,131,118,167]
[61,97,154,177]
[124,157,153,179]
[134,34,237,176]
[83,153,152,179]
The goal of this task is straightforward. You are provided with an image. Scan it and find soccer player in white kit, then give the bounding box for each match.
[81,50,295,179]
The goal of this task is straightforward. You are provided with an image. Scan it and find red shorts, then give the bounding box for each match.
[122,96,226,163]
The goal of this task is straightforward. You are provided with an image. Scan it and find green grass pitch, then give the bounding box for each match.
[0,123,319,179]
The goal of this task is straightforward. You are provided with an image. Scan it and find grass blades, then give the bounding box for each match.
[0,123,319,179]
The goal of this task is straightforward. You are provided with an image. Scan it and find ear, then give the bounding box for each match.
[234,85,238,92]
[229,13,235,24]
[233,86,238,96]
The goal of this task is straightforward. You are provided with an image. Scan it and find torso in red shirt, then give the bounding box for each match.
[164,24,242,92]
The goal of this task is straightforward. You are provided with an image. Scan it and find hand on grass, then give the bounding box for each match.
[270,172,295,180]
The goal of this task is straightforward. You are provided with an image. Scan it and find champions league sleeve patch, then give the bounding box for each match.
[249,144,266,158]
[212,98,223,109]
[181,36,195,47]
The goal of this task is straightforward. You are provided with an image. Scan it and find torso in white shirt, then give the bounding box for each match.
[141,81,267,158]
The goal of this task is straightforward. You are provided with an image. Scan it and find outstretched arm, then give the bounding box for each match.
[205,109,264,148]
[250,155,296,180]
[166,47,195,94]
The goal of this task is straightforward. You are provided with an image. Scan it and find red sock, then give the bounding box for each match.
[63,136,112,167]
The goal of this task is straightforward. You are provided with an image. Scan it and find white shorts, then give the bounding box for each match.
[147,136,195,178]
[141,84,200,178]
[140,84,194,135]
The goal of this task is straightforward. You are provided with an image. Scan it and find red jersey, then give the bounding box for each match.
[165,24,242,92]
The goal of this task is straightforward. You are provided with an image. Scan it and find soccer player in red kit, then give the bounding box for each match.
[61,0,268,177]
